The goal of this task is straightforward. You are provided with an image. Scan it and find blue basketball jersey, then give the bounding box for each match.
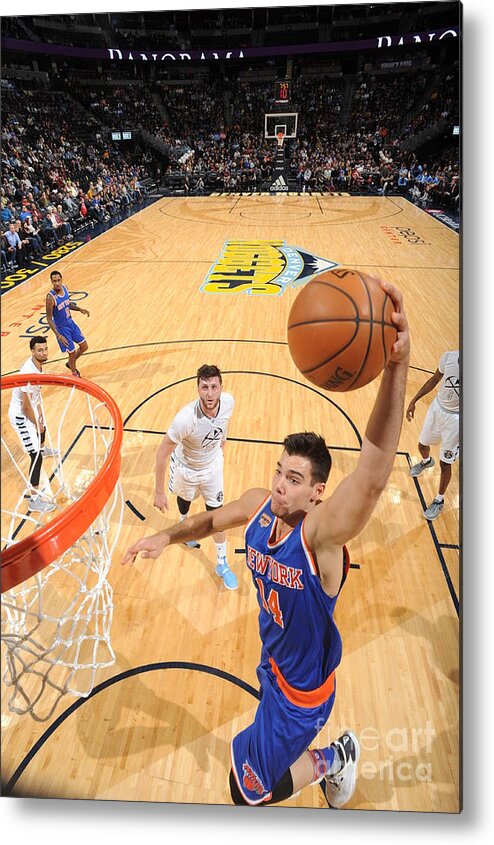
[49,285,73,330]
[244,494,349,695]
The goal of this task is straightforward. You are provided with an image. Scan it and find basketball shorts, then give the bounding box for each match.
[419,399,459,464]
[168,452,224,508]
[9,412,42,454]
[230,654,336,805]
[55,321,85,353]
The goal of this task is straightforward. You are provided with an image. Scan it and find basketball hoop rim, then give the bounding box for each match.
[1,373,123,593]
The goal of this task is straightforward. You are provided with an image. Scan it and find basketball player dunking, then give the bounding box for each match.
[123,281,410,808]
[45,270,89,377]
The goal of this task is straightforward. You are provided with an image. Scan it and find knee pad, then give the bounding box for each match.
[265,769,294,805]
[229,770,248,805]
[28,451,43,487]
[177,496,191,516]
[228,768,294,806]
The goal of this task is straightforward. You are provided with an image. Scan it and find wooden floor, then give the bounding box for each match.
[1,194,460,811]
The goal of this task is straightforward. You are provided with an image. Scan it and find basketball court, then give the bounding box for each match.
[1,191,459,811]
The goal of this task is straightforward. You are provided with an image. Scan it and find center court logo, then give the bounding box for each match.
[201,240,338,296]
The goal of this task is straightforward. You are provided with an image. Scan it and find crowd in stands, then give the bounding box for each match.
[152,71,458,207]
[2,56,459,274]
[153,82,276,192]
[402,70,459,137]
[292,78,345,139]
[70,81,164,135]
[282,69,459,206]
[1,85,152,274]
[159,82,226,139]
[349,73,425,141]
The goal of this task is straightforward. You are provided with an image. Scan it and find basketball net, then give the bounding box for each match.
[276,131,285,149]
[1,374,123,721]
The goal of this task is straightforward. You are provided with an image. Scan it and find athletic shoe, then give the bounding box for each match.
[184,540,201,549]
[423,499,444,521]
[27,496,56,514]
[409,457,435,477]
[41,447,60,458]
[65,363,81,377]
[215,560,238,590]
[324,730,360,809]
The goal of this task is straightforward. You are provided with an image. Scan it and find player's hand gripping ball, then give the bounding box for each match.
[287,268,397,392]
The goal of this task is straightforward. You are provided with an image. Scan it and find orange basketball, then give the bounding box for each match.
[287,268,396,392]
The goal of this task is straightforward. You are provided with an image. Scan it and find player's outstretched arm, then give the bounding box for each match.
[122,487,267,566]
[69,302,90,317]
[406,369,442,421]
[154,434,176,512]
[310,279,410,548]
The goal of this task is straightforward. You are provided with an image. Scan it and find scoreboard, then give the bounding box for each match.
[111,131,133,141]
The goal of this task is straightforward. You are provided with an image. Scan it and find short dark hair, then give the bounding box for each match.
[50,270,62,280]
[197,364,222,384]
[29,336,47,350]
[283,432,332,484]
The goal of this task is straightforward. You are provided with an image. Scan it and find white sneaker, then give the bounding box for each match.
[324,730,360,808]
[423,498,444,521]
[27,496,56,514]
[409,457,435,477]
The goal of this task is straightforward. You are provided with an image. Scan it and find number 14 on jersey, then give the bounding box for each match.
[256,578,284,628]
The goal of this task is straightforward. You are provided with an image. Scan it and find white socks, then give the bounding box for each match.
[215,541,227,563]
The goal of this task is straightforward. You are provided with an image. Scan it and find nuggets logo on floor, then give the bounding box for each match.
[202,240,338,296]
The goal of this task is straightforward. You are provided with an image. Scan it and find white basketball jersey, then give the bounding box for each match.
[9,358,43,417]
[167,392,234,470]
[437,351,460,412]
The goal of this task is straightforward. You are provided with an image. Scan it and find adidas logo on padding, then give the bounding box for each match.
[269,175,289,192]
